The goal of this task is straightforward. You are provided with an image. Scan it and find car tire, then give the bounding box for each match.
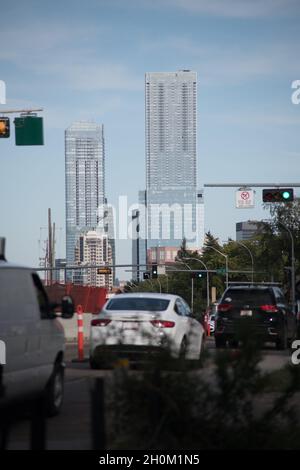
[276,327,288,351]
[45,363,64,417]
[215,336,226,349]
[179,337,188,358]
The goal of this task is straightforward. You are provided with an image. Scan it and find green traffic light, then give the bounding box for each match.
[282,191,291,200]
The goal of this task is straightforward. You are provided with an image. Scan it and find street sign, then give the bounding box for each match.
[216,268,226,274]
[157,265,166,276]
[97,267,112,275]
[236,189,254,209]
[14,115,44,146]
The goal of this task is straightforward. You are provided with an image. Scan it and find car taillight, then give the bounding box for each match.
[151,320,175,328]
[217,303,232,312]
[260,305,279,313]
[91,318,111,327]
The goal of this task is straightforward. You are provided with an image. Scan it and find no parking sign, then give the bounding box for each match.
[236,189,255,208]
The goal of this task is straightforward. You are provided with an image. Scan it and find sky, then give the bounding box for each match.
[1,0,300,280]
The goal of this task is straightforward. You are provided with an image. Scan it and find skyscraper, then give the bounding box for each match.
[65,121,105,271]
[145,70,204,251]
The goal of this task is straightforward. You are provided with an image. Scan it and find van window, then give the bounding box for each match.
[0,269,38,320]
[32,273,51,319]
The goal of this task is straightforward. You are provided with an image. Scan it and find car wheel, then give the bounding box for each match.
[276,327,288,351]
[45,364,64,417]
[215,336,226,349]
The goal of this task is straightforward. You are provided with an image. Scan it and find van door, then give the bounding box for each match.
[0,268,41,401]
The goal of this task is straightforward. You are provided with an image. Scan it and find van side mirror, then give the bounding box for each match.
[61,296,74,319]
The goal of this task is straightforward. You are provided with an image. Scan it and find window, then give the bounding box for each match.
[32,273,51,319]
[106,297,170,312]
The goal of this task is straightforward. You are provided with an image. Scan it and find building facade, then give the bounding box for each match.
[236,221,259,241]
[65,121,106,278]
[145,71,204,251]
[73,230,113,289]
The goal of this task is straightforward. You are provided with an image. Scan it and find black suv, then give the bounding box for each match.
[214,285,297,350]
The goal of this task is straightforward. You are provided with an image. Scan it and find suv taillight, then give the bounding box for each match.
[260,305,279,313]
[151,320,175,328]
[91,318,111,327]
[218,303,232,312]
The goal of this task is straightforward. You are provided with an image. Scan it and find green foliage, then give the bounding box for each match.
[108,339,300,450]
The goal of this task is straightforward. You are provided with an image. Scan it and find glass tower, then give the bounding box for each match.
[65,121,105,270]
[145,71,203,250]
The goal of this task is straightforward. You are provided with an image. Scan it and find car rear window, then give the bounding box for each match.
[222,288,274,306]
[106,297,170,312]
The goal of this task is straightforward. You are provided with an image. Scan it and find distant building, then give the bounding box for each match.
[65,121,105,276]
[236,221,259,241]
[53,258,66,284]
[145,70,204,250]
[147,246,179,265]
[74,230,113,289]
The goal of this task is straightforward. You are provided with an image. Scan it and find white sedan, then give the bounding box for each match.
[89,293,205,368]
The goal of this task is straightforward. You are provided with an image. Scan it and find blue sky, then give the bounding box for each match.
[1,0,300,279]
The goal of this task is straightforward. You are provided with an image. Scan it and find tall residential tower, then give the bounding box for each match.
[65,121,107,275]
[145,70,204,252]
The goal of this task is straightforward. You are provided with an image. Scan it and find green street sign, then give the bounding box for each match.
[216,268,226,274]
[14,116,44,146]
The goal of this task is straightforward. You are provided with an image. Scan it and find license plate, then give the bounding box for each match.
[240,310,252,317]
[122,322,140,330]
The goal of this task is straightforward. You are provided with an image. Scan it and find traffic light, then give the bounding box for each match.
[191,272,203,279]
[0,117,10,138]
[262,188,294,203]
[151,264,158,279]
[143,272,151,280]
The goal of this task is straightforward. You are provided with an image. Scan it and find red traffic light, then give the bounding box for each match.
[262,188,294,203]
[0,117,10,138]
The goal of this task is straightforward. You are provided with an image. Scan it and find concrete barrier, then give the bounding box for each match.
[58,314,93,341]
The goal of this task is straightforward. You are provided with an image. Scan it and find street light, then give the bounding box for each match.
[175,258,193,311]
[181,257,210,308]
[204,245,229,289]
[252,219,296,313]
[227,239,254,284]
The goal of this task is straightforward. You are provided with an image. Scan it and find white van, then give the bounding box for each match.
[0,241,74,416]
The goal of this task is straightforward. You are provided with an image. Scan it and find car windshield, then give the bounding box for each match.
[223,288,274,306]
[106,297,170,312]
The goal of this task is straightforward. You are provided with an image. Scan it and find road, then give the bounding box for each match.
[4,339,295,450]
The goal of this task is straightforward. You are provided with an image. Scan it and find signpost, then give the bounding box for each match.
[235,189,255,209]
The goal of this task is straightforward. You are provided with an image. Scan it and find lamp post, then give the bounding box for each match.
[181,257,210,308]
[175,258,193,311]
[257,219,296,313]
[231,240,254,284]
[204,245,229,289]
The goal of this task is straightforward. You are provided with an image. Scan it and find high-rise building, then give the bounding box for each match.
[236,221,259,241]
[73,230,113,289]
[65,121,105,275]
[145,70,204,250]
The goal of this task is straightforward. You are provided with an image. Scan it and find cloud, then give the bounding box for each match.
[146,0,299,18]
[0,22,142,92]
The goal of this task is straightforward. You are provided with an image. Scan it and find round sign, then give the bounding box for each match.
[241,192,250,200]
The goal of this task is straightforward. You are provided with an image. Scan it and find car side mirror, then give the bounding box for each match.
[61,295,74,319]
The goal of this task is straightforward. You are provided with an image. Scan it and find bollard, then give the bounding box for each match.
[77,304,84,361]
